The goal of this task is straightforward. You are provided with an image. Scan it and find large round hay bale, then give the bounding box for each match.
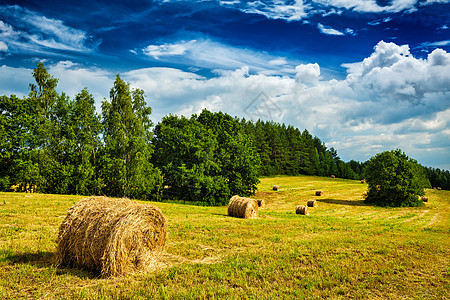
[56,196,167,277]
[296,205,308,215]
[257,199,265,208]
[307,200,317,207]
[361,179,366,184]
[422,196,428,202]
[273,185,279,191]
[331,175,335,178]
[228,195,258,219]
[315,190,323,196]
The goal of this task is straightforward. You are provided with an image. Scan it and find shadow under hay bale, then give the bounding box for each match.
[273,185,279,191]
[228,195,258,219]
[257,199,265,208]
[307,200,317,207]
[315,191,323,196]
[56,196,167,277]
[296,205,308,215]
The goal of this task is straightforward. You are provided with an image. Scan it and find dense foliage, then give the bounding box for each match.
[0,64,160,200]
[364,149,431,207]
[153,110,260,205]
[241,120,364,179]
[1,63,448,205]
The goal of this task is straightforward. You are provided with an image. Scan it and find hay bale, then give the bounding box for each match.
[331,175,335,178]
[257,199,265,208]
[56,196,167,277]
[422,197,428,202]
[361,179,366,184]
[273,185,279,191]
[307,200,317,207]
[437,187,442,190]
[315,190,323,196]
[295,205,309,215]
[228,195,258,219]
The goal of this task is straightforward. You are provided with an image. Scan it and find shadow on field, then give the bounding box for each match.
[5,251,98,278]
[318,198,369,206]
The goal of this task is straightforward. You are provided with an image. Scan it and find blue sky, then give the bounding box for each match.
[1,0,449,169]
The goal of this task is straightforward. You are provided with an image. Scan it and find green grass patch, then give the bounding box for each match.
[0,175,449,299]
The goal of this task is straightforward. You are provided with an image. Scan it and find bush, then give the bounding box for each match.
[364,149,431,207]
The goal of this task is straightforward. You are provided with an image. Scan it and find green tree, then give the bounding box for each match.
[153,110,260,205]
[69,88,102,195]
[101,75,161,200]
[364,149,431,207]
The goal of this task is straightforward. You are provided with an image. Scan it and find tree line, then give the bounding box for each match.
[1,64,448,205]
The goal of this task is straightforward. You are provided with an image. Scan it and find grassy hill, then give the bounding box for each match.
[0,175,448,299]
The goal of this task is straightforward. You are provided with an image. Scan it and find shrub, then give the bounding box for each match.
[364,149,430,207]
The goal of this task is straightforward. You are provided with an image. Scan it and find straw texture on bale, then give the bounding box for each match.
[315,190,323,196]
[56,196,167,277]
[307,200,317,207]
[228,195,258,219]
[296,205,309,215]
[257,199,265,208]
[273,185,279,191]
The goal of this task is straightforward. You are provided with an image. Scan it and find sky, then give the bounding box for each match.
[0,0,449,169]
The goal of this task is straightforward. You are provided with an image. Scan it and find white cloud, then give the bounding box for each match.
[317,23,344,35]
[222,0,309,21]
[0,41,7,52]
[141,39,298,75]
[143,40,196,59]
[312,0,418,13]
[421,0,450,5]
[219,0,422,20]
[0,5,98,55]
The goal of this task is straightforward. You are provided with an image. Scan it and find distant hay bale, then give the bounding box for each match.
[331,175,335,178]
[361,179,366,184]
[295,205,309,215]
[315,190,323,196]
[307,200,317,207]
[56,196,167,277]
[257,199,265,208]
[273,185,279,191]
[228,195,258,219]
[422,197,428,202]
[437,187,442,190]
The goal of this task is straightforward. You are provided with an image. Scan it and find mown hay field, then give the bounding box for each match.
[0,175,449,299]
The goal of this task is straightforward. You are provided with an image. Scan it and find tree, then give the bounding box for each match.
[153,110,260,205]
[69,88,102,195]
[100,75,161,200]
[364,149,431,207]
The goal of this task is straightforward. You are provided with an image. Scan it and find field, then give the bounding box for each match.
[0,175,449,299]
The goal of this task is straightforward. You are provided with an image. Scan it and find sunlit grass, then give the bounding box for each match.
[0,175,448,299]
